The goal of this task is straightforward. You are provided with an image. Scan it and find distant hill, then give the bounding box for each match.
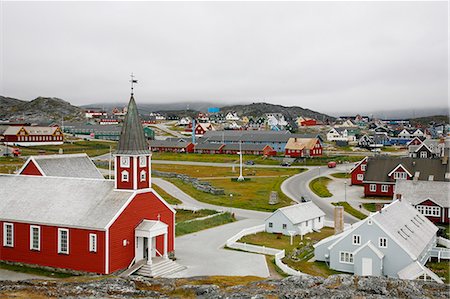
[0,96,85,123]
[220,102,334,121]
[410,115,449,126]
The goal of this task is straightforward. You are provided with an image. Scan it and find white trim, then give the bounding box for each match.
[139,156,147,167]
[150,188,177,214]
[121,170,129,182]
[352,234,361,245]
[339,251,354,264]
[381,185,389,193]
[30,225,41,251]
[105,192,138,230]
[105,228,109,274]
[3,222,14,247]
[133,156,138,190]
[378,237,388,248]
[120,156,130,168]
[388,164,413,178]
[349,157,368,173]
[57,228,69,254]
[353,241,384,259]
[370,184,376,192]
[17,157,45,176]
[89,233,97,252]
[114,157,118,189]
[0,218,106,231]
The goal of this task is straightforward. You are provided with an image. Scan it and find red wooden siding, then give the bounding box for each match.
[0,222,105,273]
[137,156,150,190]
[108,191,174,273]
[363,183,394,197]
[19,160,43,176]
[116,156,134,190]
[415,199,449,224]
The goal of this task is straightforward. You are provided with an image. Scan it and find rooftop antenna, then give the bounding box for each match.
[130,73,138,96]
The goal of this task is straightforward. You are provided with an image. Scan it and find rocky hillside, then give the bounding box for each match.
[0,96,84,122]
[0,275,447,298]
[220,102,334,121]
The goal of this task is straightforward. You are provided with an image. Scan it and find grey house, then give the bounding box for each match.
[314,200,443,283]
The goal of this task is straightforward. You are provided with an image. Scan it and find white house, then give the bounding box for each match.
[177,117,191,126]
[314,199,444,283]
[265,202,325,236]
[225,112,240,121]
[327,127,356,142]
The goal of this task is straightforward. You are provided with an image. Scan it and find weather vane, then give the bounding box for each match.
[130,73,138,95]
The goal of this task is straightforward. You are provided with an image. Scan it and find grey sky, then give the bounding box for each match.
[1,1,448,114]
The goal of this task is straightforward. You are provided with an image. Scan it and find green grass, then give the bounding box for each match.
[330,172,350,179]
[332,202,367,220]
[0,261,74,278]
[151,152,280,165]
[362,203,377,212]
[175,209,218,223]
[175,212,235,236]
[17,140,117,157]
[0,156,25,174]
[238,229,341,277]
[152,185,182,205]
[426,261,449,284]
[296,155,365,166]
[167,172,303,212]
[309,177,333,197]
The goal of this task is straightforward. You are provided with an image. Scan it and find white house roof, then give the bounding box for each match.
[394,180,450,208]
[273,202,325,225]
[0,174,134,230]
[3,126,59,135]
[21,154,104,179]
[372,200,438,260]
[397,261,443,284]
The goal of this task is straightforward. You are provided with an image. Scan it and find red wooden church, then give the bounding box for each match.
[0,95,180,276]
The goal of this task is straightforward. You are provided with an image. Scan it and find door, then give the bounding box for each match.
[143,237,149,260]
[361,258,372,276]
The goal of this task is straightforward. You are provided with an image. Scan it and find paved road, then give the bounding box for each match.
[149,123,186,138]
[168,218,269,278]
[281,165,359,224]
[0,269,55,281]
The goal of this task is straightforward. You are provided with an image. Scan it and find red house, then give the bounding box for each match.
[349,157,368,185]
[395,180,449,224]
[284,138,322,158]
[194,142,225,154]
[297,117,318,127]
[194,123,214,136]
[362,157,449,197]
[3,125,64,146]
[149,140,195,153]
[0,95,181,276]
[222,143,276,156]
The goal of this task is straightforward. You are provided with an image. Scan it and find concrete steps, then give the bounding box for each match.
[135,259,186,278]
[119,259,147,277]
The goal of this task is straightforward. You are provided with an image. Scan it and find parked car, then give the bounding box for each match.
[327,161,337,168]
[12,148,21,157]
[245,160,255,165]
[280,162,291,167]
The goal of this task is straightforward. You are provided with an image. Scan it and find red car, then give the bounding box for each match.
[12,148,21,156]
[327,161,337,168]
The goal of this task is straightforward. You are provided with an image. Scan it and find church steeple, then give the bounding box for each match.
[114,76,151,190]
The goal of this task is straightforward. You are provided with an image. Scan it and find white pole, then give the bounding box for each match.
[238,140,244,181]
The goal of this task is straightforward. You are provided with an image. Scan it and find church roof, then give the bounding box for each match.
[116,95,151,155]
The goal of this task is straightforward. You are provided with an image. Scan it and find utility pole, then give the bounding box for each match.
[237,140,244,181]
[108,145,112,179]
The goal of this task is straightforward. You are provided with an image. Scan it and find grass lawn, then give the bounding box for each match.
[17,140,117,157]
[362,203,377,213]
[151,152,280,165]
[330,172,350,179]
[297,155,365,166]
[309,177,333,197]
[152,185,182,205]
[332,202,367,220]
[168,174,300,212]
[426,261,449,284]
[238,228,341,277]
[0,156,25,174]
[0,261,73,278]
[175,212,235,236]
[153,164,302,178]
[175,209,218,223]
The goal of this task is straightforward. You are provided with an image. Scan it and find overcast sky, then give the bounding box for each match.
[1,1,448,114]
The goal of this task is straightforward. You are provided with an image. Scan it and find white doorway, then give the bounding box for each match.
[361,258,373,276]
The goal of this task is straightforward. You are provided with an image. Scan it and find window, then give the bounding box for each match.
[379,237,387,248]
[121,170,129,182]
[420,151,427,158]
[89,234,97,253]
[120,156,130,168]
[139,156,147,167]
[370,184,376,192]
[30,225,40,251]
[357,174,364,181]
[3,223,13,247]
[140,170,146,182]
[393,172,407,180]
[58,228,69,254]
[352,234,361,245]
[282,224,287,229]
[381,185,389,193]
[318,217,321,222]
[339,251,354,264]
[416,205,441,217]
[268,222,273,228]
[361,164,366,171]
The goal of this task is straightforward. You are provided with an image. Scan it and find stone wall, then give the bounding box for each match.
[152,170,225,195]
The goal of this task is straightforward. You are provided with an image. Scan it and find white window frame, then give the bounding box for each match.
[89,233,97,253]
[361,164,366,171]
[282,224,287,229]
[379,237,387,248]
[120,156,130,168]
[394,172,407,180]
[352,234,361,245]
[3,223,14,247]
[339,251,354,264]
[416,205,441,217]
[420,151,427,158]
[381,185,389,193]
[369,184,376,192]
[357,174,364,181]
[140,170,146,182]
[139,156,147,167]
[58,228,69,254]
[30,225,41,251]
[268,222,273,228]
[121,170,129,182]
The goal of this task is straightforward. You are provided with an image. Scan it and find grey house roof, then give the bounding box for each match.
[150,140,191,149]
[394,180,450,208]
[269,202,325,225]
[116,95,151,155]
[222,143,270,151]
[363,157,449,183]
[22,154,104,179]
[0,175,134,230]
[195,142,225,150]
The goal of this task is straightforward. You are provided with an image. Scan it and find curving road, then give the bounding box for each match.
[281,165,359,224]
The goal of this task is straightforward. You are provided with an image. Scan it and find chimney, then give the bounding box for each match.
[294,137,297,142]
[396,193,402,201]
[334,206,344,234]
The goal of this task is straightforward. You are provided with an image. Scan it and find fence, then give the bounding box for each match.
[437,237,450,248]
[324,219,351,230]
[226,224,306,276]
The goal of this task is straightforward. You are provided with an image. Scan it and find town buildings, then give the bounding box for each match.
[3,125,64,146]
